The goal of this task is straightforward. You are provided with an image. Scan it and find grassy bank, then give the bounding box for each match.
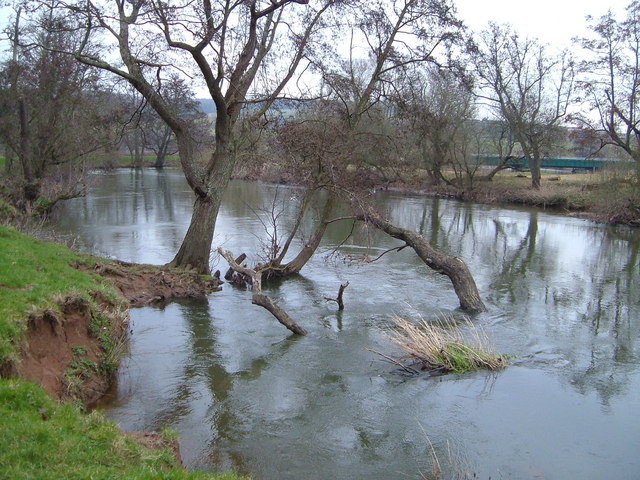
[0,226,118,367]
[0,379,243,480]
[0,226,245,480]
[457,170,640,225]
[242,161,640,226]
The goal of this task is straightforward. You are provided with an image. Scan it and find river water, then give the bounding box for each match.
[53,169,640,480]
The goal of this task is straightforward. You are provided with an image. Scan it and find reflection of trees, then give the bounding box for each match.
[143,298,303,473]
[407,197,640,406]
[566,229,640,406]
[487,212,541,304]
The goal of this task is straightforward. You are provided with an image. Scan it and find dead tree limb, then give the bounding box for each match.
[324,281,349,310]
[355,207,486,313]
[367,244,409,263]
[217,248,307,335]
[224,253,247,282]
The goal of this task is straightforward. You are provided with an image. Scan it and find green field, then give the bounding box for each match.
[87,154,180,168]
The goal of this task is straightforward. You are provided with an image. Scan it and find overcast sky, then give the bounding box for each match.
[455,0,630,49]
[0,1,631,50]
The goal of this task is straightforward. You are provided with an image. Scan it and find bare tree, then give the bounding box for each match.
[472,23,575,189]
[143,75,211,169]
[247,0,486,312]
[576,1,640,179]
[47,0,335,273]
[476,119,519,181]
[0,5,121,208]
[393,67,477,187]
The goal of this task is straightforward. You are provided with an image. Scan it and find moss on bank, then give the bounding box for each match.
[0,226,246,480]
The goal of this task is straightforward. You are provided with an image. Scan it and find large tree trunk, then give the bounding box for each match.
[168,195,219,274]
[530,157,541,190]
[357,207,486,313]
[169,127,234,274]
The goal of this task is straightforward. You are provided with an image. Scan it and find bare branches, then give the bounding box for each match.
[472,23,576,189]
[218,248,308,335]
[576,4,640,175]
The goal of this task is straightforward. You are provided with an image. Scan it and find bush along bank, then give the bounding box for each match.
[0,226,243,480]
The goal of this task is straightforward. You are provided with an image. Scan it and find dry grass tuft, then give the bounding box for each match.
[388,316,506,374]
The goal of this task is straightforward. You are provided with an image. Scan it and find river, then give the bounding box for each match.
[52,168,640,480]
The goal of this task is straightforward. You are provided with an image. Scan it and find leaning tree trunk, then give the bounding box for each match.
[358,207,486,313]
[278,194,335,276]
[261,190,335,280]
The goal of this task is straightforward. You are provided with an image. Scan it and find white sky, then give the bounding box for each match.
[0,1,631,53]
[455,0,630,49]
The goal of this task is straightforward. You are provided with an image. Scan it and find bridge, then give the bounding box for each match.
[474,155,621,172]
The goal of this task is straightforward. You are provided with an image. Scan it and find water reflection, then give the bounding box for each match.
[55,170,640,480]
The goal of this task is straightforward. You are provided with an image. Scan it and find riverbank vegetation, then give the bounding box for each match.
[0,379,244,480]
[0,225,243,479]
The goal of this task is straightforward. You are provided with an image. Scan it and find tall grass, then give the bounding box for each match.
[388,316,506,374]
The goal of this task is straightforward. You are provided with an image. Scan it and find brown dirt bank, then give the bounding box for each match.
[81,260,222,307]
[18,261,222,406]
[18,294,128,406]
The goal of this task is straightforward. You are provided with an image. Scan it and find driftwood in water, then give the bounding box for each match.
[217,248,307,336]
[324,282,349,310]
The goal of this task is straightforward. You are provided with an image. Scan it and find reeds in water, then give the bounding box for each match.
[388,316,506,375]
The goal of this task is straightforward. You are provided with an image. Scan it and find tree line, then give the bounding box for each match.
[1,0,638,316]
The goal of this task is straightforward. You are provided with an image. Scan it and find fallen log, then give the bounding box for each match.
[217,248,307,336]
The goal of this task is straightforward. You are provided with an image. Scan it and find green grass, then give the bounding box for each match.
[0,226,118,366]
[0,226,248,480]
[0,156,5,169]
[389,316,506,374]
[0,379,246,480]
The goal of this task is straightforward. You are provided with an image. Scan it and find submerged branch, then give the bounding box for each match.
[217,248,307,335]
[324,281,349,310]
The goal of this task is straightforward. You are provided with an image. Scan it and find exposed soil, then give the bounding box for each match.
[83,260,222,307]
[18,295,127,406]
[17,260,222,407]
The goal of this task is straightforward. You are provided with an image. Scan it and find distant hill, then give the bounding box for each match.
[198,98,215,114]
[196,98,301,116]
